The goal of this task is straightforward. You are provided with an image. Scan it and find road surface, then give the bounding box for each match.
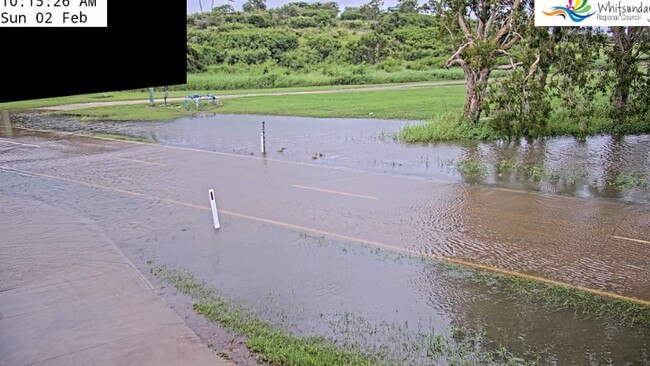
[1,128,648,305]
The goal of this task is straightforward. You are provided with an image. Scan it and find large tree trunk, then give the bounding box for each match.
[610,27,640,124]
[463,68,490,124]
[612,56,632,112]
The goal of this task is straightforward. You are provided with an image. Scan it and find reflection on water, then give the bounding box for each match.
[408,187,650,299]
[12,113,650,204]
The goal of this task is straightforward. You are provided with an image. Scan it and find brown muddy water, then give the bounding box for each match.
[1,113,649,365]
[13,113,650,204]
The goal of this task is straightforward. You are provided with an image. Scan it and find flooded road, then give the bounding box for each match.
[13,113,650,204]
[1,114,649,364]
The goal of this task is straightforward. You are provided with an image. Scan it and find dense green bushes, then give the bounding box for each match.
[177,68,465,91]
[186,2,453,77]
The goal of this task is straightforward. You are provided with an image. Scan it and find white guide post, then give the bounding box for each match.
[260,121,266,155]
[208,189,221,230]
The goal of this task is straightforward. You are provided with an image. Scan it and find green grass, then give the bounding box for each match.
[0,76,464,112]
[0,91,147,111]
[398,114,501,142]
[152,266,385,366]
[456,158,488,179]
[92,133,155,143]
[57,103,220,121]
[216,84,466,120]
[152,265,539,366]
[182,69,467,91]
[470,271,650,328]
[608,173,648,189]
[399,103,650,143]
[38,83,465,122]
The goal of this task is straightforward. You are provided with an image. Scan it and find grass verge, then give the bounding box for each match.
[92,133,155,143]
[399,111,650,143]
[215,84,465,120]
[39,83,464,122]
[57,103,220,121]
[0,80,462,112]
[152,266,383,366]
[433,261,650,329]
[152,265,539,366]
[399,114,501,142]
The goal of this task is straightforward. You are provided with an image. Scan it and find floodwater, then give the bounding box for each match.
[13,113,650,204]
[1,113,649,365]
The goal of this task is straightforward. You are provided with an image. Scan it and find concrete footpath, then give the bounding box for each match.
[0,197,233,366]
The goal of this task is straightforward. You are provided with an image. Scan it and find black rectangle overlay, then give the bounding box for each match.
[0,0,186,103]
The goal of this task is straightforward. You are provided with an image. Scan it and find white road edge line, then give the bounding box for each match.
[0,139,40,148]
[611,235,650,245]
[113,156,166,167]
[292,184,379,200]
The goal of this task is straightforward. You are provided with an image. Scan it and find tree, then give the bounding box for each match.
[606,27,650,126]
[359,0,384,21]
[213,4,234,13]
[396,0,420,13]
[435,0,531,123]
[488,26,606,138]
[243,0,267,12]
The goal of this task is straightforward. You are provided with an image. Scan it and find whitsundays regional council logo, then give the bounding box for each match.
[543,0,596,22]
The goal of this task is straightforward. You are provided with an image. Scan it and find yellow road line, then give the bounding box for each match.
[494,187,527,194]
[2,166,649,307]
[292,184,379,200]
[612,235,650,245]
[113,156,167,167]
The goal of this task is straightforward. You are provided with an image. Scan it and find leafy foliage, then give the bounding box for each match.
[186,2,650,140]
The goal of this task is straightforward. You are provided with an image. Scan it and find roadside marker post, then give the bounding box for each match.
[260,121,266,155]
[208,189,221,229]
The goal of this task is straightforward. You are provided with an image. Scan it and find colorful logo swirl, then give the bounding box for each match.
[543,0,595,22]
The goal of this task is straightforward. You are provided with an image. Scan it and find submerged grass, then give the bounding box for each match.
[608,173,648,189]
[466,266,650,328]
[399,104,650,143]
[456,158,488,179]
[92,133,155,143]
[152,266,384,366]
[152,265,539,366]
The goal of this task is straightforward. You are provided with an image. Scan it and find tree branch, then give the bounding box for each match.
[445,41,475,68]
[484,7,497,38]
[494,0,521,44]
[501,31,523,51]
[524,55,541,82]
[457,9,474,42]
[495,62,523,70]
[446,58,467,68]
